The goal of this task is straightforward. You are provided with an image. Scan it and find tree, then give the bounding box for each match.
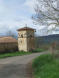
[6,30,17,39]
[32,0,59,30]
[32,0,59,57]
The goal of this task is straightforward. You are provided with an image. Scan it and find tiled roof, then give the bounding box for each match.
[0,36,17,43]
[17,27,35,31]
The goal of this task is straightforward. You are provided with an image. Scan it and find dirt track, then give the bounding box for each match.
[0,52,47,78]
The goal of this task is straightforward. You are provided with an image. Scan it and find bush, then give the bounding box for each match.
[32,48,45,53]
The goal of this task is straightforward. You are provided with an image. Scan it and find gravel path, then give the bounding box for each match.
[0,52,47,78]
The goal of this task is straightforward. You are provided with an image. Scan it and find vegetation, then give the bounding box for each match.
[32,54,59,78]
[33,0,59,29]
[35,34,59,50]
[0,48,45,59]
[0,51,32,59]
[33,48,46,53]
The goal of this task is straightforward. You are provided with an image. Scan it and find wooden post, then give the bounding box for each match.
[50,42,56,59]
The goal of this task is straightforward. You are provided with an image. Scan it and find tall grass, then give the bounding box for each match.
[0,51,32,59]
[32,54,59,78]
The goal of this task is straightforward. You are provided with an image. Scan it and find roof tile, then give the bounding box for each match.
[17,27,35,31]
[0,36,17,43]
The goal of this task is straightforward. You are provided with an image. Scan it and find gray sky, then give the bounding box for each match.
[0,0,59,36]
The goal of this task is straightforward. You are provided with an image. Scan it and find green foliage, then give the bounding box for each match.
[0,51,32,59]
[32,48,45,53]
[32,54,59,78]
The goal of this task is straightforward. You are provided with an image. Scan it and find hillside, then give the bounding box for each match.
[35,34,59,49]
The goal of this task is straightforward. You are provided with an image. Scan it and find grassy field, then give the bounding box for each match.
[32,54,59,78]
[0,51,32,59]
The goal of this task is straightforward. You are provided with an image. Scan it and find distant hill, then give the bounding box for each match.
[35,34,59,49]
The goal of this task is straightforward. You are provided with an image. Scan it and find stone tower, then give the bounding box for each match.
[17,27,35,52]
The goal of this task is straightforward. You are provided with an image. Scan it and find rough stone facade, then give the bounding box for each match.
[18,27,35,52]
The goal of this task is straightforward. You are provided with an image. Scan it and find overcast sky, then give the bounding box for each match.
[0,0,59,36]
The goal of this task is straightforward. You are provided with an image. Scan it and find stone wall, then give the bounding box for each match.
[0,43,18,53]
[27,30,35,51]
[18,30,27,52]
[18,30,35,52]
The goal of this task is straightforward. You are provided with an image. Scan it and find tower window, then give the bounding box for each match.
[30,35,32,37]
[30,35,33,38]
[18,34,21,37]
[21,34,23,38]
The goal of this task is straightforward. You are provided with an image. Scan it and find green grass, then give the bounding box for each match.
[0,51,32,59]
[32,48,46,53]
[32,54,59,78]
[0,48,45,59]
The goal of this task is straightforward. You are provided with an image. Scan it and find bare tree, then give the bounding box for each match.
[32,0,59,57]
[32,0,59,30]
[6,30,17,39]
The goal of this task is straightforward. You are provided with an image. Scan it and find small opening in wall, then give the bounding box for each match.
[21,34,23,38]
[30,35,32,37]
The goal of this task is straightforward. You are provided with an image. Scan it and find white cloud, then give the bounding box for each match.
[23,0,36,13]
[0,0,59,36]
[0,0,5,13]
